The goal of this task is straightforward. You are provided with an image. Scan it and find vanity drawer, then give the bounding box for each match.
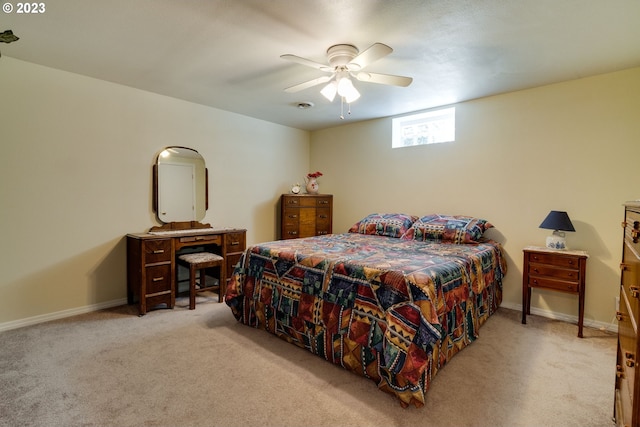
[178,234,222,245]
[226,252,242,276]
[143,239,171,264]
[225,232,246,253]
[145,264,172,294]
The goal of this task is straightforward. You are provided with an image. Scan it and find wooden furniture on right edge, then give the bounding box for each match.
[521,246,588,337]
[280,194,332,240]
[615,201,640,427]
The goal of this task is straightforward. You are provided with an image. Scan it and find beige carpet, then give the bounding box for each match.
[0,296,616,427]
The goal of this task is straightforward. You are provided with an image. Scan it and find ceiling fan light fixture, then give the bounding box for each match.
[320,81,337,102]
[337,77,360,103]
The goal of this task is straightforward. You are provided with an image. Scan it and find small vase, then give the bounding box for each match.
[306,177,319,194]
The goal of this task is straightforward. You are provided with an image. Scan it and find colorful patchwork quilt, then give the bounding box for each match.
[225,233,507,407]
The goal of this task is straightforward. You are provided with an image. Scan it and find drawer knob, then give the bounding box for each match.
[230,241,240,246]
[617,365,625,379]
[153,249,165,254]
[621,263,629,271]
[631,286,640,298]
[625,351,635,361]
[152,277,164,282]
[616,311,624,321]
[288,214,298,218]
[627,360,636,368]
[632,229,640,243]
[288,231,298,235]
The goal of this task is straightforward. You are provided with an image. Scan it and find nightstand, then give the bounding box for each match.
[522,246,589,337]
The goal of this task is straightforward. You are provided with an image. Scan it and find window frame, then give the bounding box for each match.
[392,106,456,148]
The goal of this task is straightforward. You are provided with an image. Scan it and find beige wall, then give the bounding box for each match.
[2,56,638,331]
[310,67,640,329]
[0,58,310,328]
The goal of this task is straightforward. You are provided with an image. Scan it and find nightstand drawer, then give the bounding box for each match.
[529,276,579,292]
[527,252,580,269]
[529,263,580,282]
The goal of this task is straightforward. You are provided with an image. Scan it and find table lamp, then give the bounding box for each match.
[539,210,575,250]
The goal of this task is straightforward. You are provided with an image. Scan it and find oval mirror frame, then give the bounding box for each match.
[153,146,208,223]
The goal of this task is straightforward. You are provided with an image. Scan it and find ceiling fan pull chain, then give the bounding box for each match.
[340,97,345,120]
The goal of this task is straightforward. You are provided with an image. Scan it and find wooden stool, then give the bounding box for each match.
[177,252,225,309]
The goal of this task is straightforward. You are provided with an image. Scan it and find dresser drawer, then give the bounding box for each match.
[617,347,634,427]
[618,291,637,404]
[625,209,640,260]
[282,225,301,238]
[144,239,171,264]
[282,208,300,225]
[145,264,172,294]
[315,196,332,207]
[622,243,640,323]
[527,252,580,269]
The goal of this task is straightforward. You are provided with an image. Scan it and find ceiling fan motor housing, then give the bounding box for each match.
[326,44,359,68]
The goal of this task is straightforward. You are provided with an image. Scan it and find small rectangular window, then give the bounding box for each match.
[392,107,455,148]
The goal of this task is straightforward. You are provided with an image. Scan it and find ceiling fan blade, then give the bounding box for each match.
[348,43,393,70]
[355,72,412,87]
[281,54,333,72]
[284,75,333,93]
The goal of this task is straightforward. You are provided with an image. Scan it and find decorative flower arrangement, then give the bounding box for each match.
[307,171,323,179]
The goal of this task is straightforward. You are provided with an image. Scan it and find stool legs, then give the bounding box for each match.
[189,264,198,310]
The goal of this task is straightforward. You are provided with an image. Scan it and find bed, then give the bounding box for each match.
[225,213,507,407]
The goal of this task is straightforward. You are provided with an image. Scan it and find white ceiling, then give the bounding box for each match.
[3,0,640,131]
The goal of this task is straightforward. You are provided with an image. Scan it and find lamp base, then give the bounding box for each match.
[546,231,567,250]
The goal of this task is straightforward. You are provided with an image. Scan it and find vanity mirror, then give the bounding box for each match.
[153,146,207,223]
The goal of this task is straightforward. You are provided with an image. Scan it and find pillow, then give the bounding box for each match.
[348,213,418,238]
[402,214,493,243]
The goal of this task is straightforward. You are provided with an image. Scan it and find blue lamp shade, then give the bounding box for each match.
[539,211,575,249]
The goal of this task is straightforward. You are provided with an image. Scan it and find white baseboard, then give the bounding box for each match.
[0,299,617,334]
[500,301,618,334]
[0,298,128,333]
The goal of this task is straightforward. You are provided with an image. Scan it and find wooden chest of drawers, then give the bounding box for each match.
[281,194,332,240]
[615,202,640,427]
[521,246,588,337]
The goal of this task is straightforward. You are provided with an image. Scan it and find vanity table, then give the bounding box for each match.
[127,222,246,315]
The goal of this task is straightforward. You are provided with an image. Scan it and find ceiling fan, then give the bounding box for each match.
[281,43,412,115]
